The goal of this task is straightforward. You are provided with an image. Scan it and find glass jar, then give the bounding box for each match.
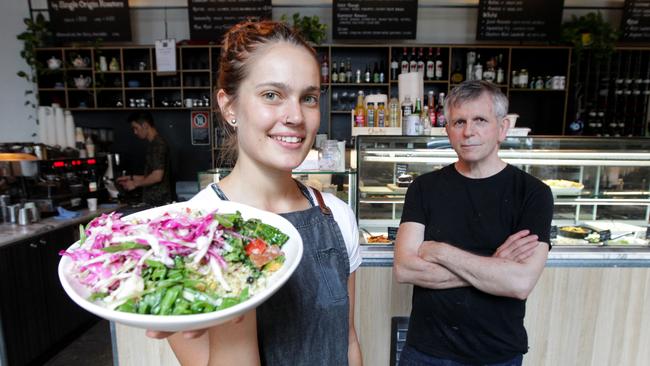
[319,140,341,171]
[518,69,529,88]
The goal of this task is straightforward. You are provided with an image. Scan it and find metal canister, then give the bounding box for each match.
[18,208,30,226]
[7,204,19,224]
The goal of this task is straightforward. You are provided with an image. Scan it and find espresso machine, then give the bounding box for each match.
[31,156,108,214]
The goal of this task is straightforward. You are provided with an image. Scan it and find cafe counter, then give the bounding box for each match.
[0,204,122,366]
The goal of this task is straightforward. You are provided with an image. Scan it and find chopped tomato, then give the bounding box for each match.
[245,239,267,256]
[249,245,282,269]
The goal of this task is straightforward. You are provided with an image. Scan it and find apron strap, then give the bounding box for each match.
[311,188,332,216]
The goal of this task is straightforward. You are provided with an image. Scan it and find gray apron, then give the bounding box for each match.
[210,182,350,365]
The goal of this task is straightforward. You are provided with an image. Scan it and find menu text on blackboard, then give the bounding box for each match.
[333,0,418,40]
[476,0,564,41]
[621,0,650,42]
[188,0,272,42]
[48,0,132,42]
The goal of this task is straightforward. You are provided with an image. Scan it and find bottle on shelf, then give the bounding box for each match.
[518,69,529,88]
[409,47,418,73]
[435,47,444,80]
[512,70,519,88]
[321,54,329,83]
[496,66,505,84]
[388,95,400,127]
[436,92,446,127]
[482,57,495,82]
[366,102,376,127]
[400,47,409,75]
[466,50,476,81]
[451,62,464,84]
[422,105,431,135]
[338,60,346,83]
[373,62,380,83]
[473,54,483,81]
[354,91,366,127]
[331,60,338,83]
[414,97,422,116]
[426,47,435,80]
[355,68,362,84]
[428,91,436,127]
[391,54,399,80]
[376,102,386,127]
[401,95,413,121]
[346,57,353,83]
[364,64,371,83]
[379,60,386,83]
[417,48,425,76]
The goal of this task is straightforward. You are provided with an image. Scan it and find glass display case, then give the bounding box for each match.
[356,135,650,247]
[197,169,357,212]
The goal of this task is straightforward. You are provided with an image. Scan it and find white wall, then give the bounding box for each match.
[0,1,34,143]
[1,0,626,142]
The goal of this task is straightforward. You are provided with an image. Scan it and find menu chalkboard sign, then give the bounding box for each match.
[48,0,131,42]
[621,0,650,42]
[188,0,272,41]
[476,0,564,41]
[333,0,418,40]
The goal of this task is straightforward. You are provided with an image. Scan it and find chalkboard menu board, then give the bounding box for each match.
[476,0,564,41]
[333,0,418,40]
[188,0,272,41]
[621,0,650,41]
[48,0,131,42]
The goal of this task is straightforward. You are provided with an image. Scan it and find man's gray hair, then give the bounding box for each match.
[444,80,509,122]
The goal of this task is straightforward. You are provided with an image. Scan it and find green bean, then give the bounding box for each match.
[191,301,215,314]
[160,285,182,315]
[116,298,137,313]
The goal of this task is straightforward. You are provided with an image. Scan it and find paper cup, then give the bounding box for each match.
[87,198,98,211]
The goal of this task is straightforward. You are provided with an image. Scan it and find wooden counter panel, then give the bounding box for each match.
[525,267,650,366]
[115,325,179,366]
[113,267,650,366]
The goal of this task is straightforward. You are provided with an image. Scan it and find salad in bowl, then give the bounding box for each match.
[58,200,303,331]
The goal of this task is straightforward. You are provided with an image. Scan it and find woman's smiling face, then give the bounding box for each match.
[225,42,321,172]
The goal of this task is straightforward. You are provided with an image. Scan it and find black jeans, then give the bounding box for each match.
[399,345,523,366]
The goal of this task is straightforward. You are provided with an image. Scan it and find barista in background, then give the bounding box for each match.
[117,111,172,206]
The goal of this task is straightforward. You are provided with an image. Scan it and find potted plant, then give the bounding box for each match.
[16,13,52,130]
[280,13,328,45]
[560,11,619,60]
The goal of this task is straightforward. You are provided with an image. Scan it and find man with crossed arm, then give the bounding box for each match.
[394,81,553,366]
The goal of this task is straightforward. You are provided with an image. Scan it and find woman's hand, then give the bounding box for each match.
[146,329,207,340]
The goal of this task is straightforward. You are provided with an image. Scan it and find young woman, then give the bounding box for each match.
[151,21,363,366]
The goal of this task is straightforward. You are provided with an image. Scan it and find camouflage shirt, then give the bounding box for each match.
[142,134,172,206]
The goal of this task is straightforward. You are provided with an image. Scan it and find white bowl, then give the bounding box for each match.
[58,200,303,332]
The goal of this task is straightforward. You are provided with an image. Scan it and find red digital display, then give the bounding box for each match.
[52,161,65,168]
[71,160,81,166]
[87,159,96,165]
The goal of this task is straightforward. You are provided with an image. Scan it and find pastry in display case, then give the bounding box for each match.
[356,135,650,248]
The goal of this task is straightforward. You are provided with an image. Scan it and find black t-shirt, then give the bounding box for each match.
[143,134,172,206]
[401,164,553,364]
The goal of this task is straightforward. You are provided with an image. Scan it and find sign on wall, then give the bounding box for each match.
[476,0,564,41]
[47,0,132,42]
[333,0,418,40]
[188,0,272,42]
[191,111,210,146]
[621,0,650,42]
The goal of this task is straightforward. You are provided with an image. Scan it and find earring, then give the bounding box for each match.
[230,118,237,126]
